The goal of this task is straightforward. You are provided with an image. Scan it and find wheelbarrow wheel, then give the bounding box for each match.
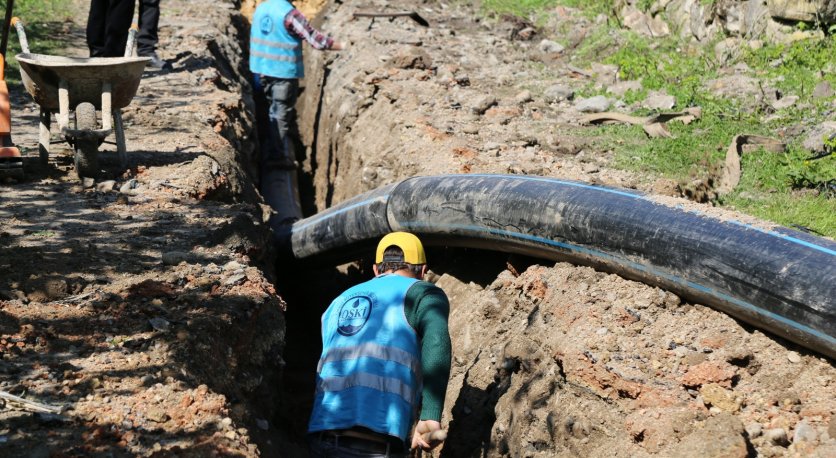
[73,102,99,180]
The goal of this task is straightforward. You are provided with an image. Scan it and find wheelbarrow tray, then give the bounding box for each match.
[15,53,149,111]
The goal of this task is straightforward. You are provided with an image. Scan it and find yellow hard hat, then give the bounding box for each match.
[375,232,426,264]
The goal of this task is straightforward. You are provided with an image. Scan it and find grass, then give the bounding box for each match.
[494,1,836,236]
[2,0,73,84]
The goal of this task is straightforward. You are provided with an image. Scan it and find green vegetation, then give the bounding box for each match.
[2,0,72,84]
[480,0,560,18]
[499,0,836,236]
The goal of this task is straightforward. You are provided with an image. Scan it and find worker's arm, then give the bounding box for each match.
[284,9,345,50]
[405,282,451,449]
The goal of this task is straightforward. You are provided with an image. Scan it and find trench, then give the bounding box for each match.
[225,1,836,457]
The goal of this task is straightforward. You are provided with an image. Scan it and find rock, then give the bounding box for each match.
[664,413,747,457]
[484,142,501,151]
[538,39,564,54]
[462,124,479,135]
[745,423,762,438]
[802,121,836,154]
[583,163,600,174]
[256,418,269,430]
[699,383,741,412]
[812,81,834,99]
[622,6,670,37]
[162,251,193,265]
[764,428,789,446]
[96,180,117,192]
[149,318,170,333]
[707,75,761,102]
[146,407,169,423]
[575,95,611,113]
[607,80,642,97]
[793,421,817,443]
[743,1,770,37]
[771,95,799,110]
[390,48,432,70]
[748,40,764,50]
[786,351,801,363]
[681,361,737,388]
[514,90,533,104]
[715,38,743,64]
[643,91,676,110]
[544,84,574,103]
[768,0,836,24]
[224,273,247,285]
[140,374,155,387]
[591,63,619,86]
[119,179,138,194]
[470,95,498,115]
[223,260,244,271]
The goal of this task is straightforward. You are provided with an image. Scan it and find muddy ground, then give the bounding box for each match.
[0,0,833,457]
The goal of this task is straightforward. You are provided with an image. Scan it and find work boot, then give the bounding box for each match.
[141,51,172,70]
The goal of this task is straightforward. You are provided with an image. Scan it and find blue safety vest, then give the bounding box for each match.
[308,274,422,442]
[249,0,304,79]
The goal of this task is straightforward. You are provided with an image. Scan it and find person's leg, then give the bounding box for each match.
[103,0,136,57]
[266,78,299,166]
[86,0,109,57]
[259,77,303,227]
[137,0,160,56]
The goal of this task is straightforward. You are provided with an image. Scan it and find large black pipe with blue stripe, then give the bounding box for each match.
[288,174,836,359]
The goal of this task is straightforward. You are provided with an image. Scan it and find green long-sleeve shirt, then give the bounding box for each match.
[403,281,452,422]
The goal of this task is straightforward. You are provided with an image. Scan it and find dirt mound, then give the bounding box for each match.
[296,1,835,456]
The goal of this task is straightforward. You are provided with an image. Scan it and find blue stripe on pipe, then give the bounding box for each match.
[400,220,836,346]
[450,174,836,257]
[292,195,390,233]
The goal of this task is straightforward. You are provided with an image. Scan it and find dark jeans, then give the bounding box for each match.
[259,76,299,168]
[255,75,303,225]
[86,0,136,57]
[308,434,406,458]
[137,0,160,55]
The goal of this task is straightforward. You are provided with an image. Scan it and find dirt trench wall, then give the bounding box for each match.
[297,1,835,457]
[1,0,293,456]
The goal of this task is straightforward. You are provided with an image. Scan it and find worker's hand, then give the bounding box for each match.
[330,41,348,51]
[411,420,444,451]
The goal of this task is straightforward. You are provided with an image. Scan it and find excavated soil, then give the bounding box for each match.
[0,0,833,457]
[295,1,835,457]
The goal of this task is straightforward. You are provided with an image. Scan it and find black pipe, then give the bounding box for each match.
[288,174,836,359]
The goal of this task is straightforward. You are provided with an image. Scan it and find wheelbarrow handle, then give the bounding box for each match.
[124,23,139,57]
[11,17,29,54]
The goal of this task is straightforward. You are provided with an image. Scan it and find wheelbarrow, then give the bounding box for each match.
[13,18,149,181]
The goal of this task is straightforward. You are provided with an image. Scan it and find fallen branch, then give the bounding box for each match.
[580,107,702,138]
[0,390,64,414]
[717,134,786,196]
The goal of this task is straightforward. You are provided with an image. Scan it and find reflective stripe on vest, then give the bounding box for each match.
[317,342,421,376]
[249,0,304,79]
[317,372,416,405]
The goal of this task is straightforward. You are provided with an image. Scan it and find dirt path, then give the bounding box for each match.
[1,1,287,456]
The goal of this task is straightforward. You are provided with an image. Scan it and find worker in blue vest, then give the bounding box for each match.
[308,232,452,457]
[249,0,344,227]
